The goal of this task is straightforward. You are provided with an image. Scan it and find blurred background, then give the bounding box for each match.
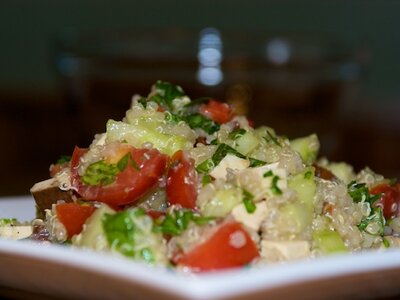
[0,0,399,196]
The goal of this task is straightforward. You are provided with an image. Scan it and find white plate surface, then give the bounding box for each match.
[1,196,400,300]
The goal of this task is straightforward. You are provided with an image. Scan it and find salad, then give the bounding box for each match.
[2,81,400,272]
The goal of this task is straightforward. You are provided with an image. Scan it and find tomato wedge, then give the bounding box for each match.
[166,150,197,209]
[174,222,259,271]
[371,183,400,219]
[199,99,233,124]
[55,203,96,239]
[70,145,168,207]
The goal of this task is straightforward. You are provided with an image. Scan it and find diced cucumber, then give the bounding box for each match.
[312,229,347,254]
[72,205,115,251]
[201,188,243,218]
[106,119,189,156]
[290,134,320,165]
[288,168,316,211]
[279,202,313,234]
[234,131,259,156]
[328,162,355,184]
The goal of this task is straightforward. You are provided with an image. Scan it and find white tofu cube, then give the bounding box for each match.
[0,225,33,240]
[261,240,310,262]
[231,201,268,231]
[209,154,250,180]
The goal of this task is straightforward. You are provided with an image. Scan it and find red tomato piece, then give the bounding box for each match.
[371,183,400,219]
[166,150,197,209]
[199,99,233,124]
[70,145,168,207]
[174,222,259,271]
[55,203,96,239]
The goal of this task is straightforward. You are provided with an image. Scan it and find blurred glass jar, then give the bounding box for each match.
[55,27,364,158]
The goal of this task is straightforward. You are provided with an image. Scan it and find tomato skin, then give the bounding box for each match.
[166,150,197,209]
[199,99,233,124]
[55,203,96,239]
[370,183,400,219]
[70,145,168,207]
[174,222,259,271]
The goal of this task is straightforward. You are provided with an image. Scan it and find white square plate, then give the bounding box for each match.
[1,196,400,300]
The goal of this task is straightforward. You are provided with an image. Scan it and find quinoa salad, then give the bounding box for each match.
[2,81,400,272]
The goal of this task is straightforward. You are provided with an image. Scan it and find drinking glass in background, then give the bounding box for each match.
[55,27,363,161]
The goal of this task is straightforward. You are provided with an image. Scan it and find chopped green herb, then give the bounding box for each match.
[184,97,211,107]
[265,130,281,147]
[304,170,313,179]
[347,181,381,205]
[248,157,266,167]
[383,237,391,248]
[102,211,137,257]
[0,218,17,226]
[56,155,71,165]
[153,209,214,236]
[263,170,273,178]
[82,160,119,186]
[242,189,256,213]
[202,174,212,186]
[165,111,184,123]
[138,97,148,108]
[209,139,219,145]
[196,159,215,174]
[271,175,283,195]
[186,113,220,134]
[140,248,155,263]
[196,143,265,173]
[212,144,246,166]
[229,128,246,140]
[152,81,186,111]
[117,153,130,171]
[358,207,384,236]
[130,159,140,171]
